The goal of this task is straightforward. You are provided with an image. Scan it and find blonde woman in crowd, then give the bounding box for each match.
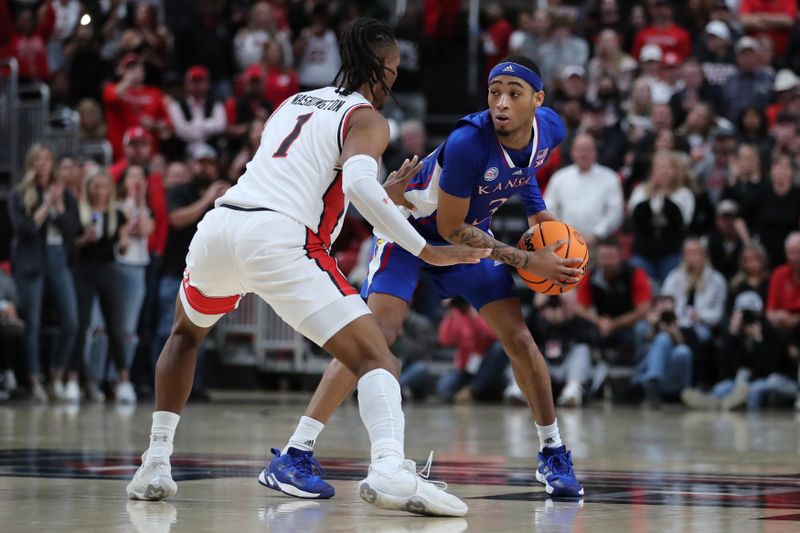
[113,165,154,396]
[8,144,81,402]
[73,170,135,404]
[628,150,695,287]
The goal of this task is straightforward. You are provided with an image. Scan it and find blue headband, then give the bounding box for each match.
[488,62,543,92]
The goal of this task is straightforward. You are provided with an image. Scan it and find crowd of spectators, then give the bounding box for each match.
[0,0,798,412]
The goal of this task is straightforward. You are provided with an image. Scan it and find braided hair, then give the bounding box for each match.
[334,17,397,98]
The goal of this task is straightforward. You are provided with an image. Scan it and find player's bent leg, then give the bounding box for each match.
[262,294,411,500]
[479,297,584,498]
[127,294,216,501]
[323,314,467,517]
[479,298,556,424]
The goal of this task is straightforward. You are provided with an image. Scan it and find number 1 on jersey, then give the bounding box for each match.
[272,112,313,158]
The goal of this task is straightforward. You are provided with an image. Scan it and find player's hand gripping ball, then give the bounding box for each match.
[517,221,589,295]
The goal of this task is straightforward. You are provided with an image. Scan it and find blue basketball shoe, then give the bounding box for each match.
[258,448,335,499]
[535,445,584,498]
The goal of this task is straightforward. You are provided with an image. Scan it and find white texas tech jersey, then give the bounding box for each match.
[217,86,373,247]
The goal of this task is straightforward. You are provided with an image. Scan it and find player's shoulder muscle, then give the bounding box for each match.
[442,122,486,165]
[341,107,389,161]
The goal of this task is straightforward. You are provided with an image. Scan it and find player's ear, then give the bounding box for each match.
[534,90,545,108]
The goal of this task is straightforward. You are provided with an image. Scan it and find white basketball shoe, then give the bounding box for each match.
[126,452,178,501]
[357,452,468,517]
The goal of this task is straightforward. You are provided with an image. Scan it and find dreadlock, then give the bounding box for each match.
[334,17,397,100]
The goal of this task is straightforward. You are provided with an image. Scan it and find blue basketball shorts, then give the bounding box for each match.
[360,237,516,310]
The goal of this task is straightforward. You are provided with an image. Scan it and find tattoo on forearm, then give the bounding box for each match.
[449,225,529,269]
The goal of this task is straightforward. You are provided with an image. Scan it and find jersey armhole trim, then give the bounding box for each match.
[337,103,375,153]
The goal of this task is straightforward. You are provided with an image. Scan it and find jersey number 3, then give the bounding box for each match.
[272,113,313,158]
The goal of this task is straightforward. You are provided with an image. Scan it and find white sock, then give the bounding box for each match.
[148,411,180,460]
[536,419,562,450]
[284,416,325,453]
[357,368,405,470]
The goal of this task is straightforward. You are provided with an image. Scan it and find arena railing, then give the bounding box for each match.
[15,82,50,182]
[214,294,313,374]
[0,58,19,185]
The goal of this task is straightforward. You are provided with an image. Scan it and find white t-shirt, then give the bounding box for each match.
[544,164,624,239]
[297,30,341,88]
[115,199,150,266]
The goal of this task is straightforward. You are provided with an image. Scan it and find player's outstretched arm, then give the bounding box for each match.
[340,108,489,267]
[437,189,583,282]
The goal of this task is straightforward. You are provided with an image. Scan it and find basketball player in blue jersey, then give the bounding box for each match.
[260,55,586,500]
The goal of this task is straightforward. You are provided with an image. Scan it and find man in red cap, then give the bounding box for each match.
[110,126,169,296]
[103,53,172,161]
[224,64,273,149]
[167,65,227,156]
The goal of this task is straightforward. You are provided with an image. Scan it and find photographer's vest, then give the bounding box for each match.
[588,263,636,318]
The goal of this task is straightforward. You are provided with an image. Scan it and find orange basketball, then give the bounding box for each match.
[516,221,589,295]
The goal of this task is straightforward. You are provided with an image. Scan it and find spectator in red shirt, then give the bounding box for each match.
[482,3,513,74]
[0,0,54,81]
[767,232,800,353]
[102,53,172,161]
[739,0,797,58]
[109,127,168,258]
[576,237,653,363]
[261,39,299,110]
[632,0,692,62]
[437,297,506,402]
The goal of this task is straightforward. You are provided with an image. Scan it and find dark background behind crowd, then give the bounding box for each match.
[0,0,798,412]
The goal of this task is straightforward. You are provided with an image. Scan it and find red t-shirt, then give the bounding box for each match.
[0,0,54,80]
[740,0,797,57]
[110,160,169,255]
[264,69,299,111]
[632,24,692,62]
[102,83,171,161]
[438,308,497,370]
[577,267,652,310]
[485,19,513,75]
[767,264,800,313]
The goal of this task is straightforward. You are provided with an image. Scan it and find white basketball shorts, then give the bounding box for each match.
[178,206,370,347]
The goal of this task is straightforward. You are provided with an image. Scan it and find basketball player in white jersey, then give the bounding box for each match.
[126,18,488,517]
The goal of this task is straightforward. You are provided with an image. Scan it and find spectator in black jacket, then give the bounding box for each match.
[740,154,800,267]
[627,150,695,287]
[8,144,80,402]
[576,237,653,363]
[705,200,747,282]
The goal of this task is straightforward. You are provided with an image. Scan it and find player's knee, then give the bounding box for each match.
[169,319,205,351]
[502,330,537,361]
[358,345,400,377]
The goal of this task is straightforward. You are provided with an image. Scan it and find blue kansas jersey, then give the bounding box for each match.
[402,107,565,244]
[363,107,565,311]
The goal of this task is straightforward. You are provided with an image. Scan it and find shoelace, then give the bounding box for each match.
[544,450,574,478]
[290,453,326,478]
[416,451,448,490]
